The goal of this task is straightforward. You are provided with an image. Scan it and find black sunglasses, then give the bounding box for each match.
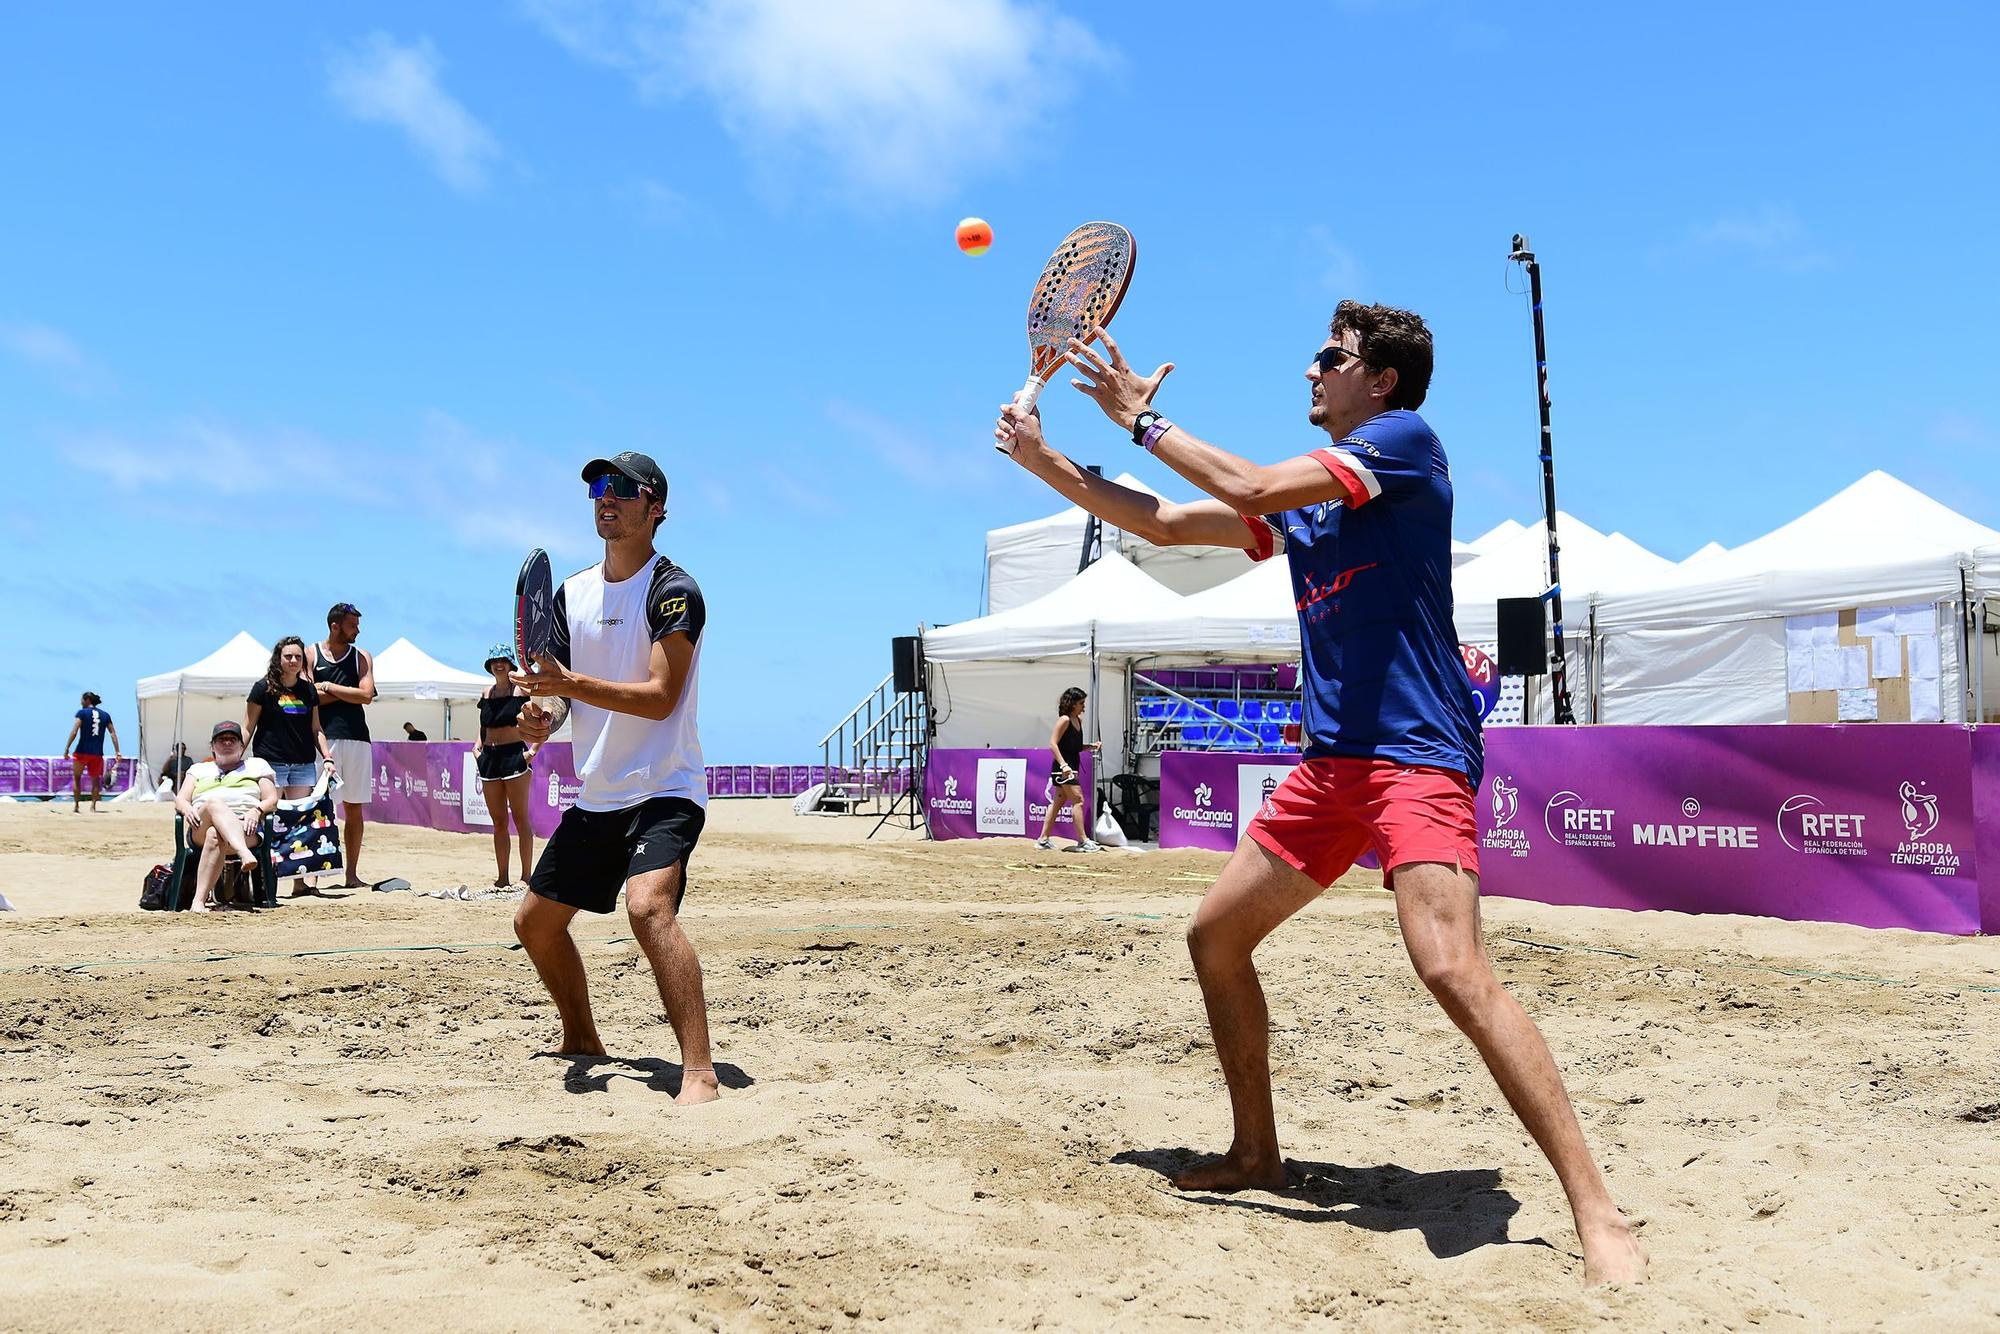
[588,474,648,500]
[1315,345,1370,374]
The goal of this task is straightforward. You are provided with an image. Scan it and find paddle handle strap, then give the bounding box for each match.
[994,372,1050,455]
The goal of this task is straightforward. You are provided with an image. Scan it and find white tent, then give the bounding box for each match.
[1466,518,1526,553]
[1451,513,1677,644]
[135,631,270,770]
[1586,473,2000,724]
[368,637,492,742]
[983,474,1261,613]
[137,633,500,767]
[986,479,1479,613]
[928,554,1196,775]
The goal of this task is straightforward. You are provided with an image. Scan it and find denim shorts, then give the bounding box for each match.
[269,761,321,789]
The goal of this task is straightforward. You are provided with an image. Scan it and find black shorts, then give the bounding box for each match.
[528,796,704,915]
[477,741,529,782]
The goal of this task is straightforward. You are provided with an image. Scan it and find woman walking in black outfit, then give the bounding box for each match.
[476,645,538,889]
[1035,686,1101,853]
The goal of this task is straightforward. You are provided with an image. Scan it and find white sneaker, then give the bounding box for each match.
[1034,838,1054,850]
[1066,839,1103,853]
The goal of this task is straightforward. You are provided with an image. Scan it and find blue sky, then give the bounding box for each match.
[3,1,1995,762]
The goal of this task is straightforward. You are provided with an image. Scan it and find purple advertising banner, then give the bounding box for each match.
[1972,728,2000,936]
[1160,726,1995,935]
[711,766,736,796]
[22,758,51,795]
[924,748,1094,841]
[1158,751,1302,853]
[0,756,132,797]
[372,742,580,840]
[0,757,20,795]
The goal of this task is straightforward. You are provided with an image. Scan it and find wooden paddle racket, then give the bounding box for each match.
[996,221,1136,455]
[514,549,555,669]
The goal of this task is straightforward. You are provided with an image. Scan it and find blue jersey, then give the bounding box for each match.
[73,706,111,755]
[1258,409,1482,785]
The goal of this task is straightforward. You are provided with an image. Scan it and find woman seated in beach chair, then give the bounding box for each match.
[173,721,278,913]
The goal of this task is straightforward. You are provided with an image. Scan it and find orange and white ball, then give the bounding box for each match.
[955,217,992,256]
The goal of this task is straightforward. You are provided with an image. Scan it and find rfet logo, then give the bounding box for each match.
[1545,789,1617,849]
[1776,793,1868,857]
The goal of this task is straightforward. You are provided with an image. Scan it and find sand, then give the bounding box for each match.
[2,799,1997,1331]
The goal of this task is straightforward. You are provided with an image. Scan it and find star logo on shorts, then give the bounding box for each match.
[635,842,647,855]
[1194,782,1213,808]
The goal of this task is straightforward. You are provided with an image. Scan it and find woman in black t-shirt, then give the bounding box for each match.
[476,645,538,889]
[245,635,332,801]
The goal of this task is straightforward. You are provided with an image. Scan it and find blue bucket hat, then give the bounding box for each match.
[484,643,517,670]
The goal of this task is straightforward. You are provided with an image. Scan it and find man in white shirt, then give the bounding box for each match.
[174,720,278,913]
[516,451,717,1105]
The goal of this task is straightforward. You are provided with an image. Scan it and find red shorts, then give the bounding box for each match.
[1244,756,1480,888]
[71,754,105,780]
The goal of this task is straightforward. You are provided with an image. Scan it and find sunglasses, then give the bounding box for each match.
[1314,345,1370,374]
[588,474,650,501]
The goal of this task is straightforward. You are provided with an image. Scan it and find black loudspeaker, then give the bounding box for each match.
[1496,597,1548,676]
[891,635,924,694]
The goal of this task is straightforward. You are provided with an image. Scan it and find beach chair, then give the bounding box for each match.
[164,811,278,911]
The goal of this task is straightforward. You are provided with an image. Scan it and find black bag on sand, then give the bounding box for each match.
[140,864,172,911]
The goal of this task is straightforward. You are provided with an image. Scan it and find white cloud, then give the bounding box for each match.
[525,0,1114,202]
[1305,225,1365,295]
[1673,205,1833,272]
[0,320,111,395]
[826,399,973,491]
[326,33,501,192]
[620,175,688,224]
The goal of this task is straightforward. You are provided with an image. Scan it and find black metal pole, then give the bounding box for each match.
[1078,464,1104,572]
[1508,233,1577,724]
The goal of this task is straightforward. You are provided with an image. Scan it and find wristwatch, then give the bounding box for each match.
[1130,410,1164,446]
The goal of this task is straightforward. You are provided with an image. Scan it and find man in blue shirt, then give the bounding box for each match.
[994,302,1644,1285]
[62,691,123,813]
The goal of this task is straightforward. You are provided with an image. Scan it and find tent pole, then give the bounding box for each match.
[1507,234,1577,724]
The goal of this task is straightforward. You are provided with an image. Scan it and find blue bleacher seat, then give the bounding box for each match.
[1258,722,1283,747]
[1240,700,1265,722]
[1138,698,1168,723]
[1180,723,1209,747]
[1215,699,1242,721]
[1286,700,1303,723]
[1167,699,1193,721]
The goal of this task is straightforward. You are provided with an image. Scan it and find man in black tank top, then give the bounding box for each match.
[313,601,378,888]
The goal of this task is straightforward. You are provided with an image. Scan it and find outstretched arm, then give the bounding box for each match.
[995,405,1265,549]
[1065,329,1358,515]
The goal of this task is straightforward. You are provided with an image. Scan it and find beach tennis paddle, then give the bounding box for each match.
[996,221,1136,455]
[514,548,555,670]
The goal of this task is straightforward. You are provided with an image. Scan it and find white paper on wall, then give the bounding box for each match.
[1811,644,1842,690]
[1786,653,1814,692]
[1854,606,1898,641]
[1893,604,1931,636]
[1871,636,1902,678]
[1910,673,1944,723]
[1836,687,1878,721]
[1907,634,1941,679]
[1838,645,1870,690]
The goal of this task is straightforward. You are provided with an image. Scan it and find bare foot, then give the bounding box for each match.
[556,1035,607,1058]
[191,900,215,914]
[1579,1212,1648,1286]
[675,1065,721,1106]
[1171,1148,1287,1193]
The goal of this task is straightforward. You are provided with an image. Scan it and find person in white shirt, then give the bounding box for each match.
[515,451,717,1105]
[173,720,278,913]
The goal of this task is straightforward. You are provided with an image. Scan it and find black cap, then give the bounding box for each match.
[211,720,244,741]
[581,451,667,497]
